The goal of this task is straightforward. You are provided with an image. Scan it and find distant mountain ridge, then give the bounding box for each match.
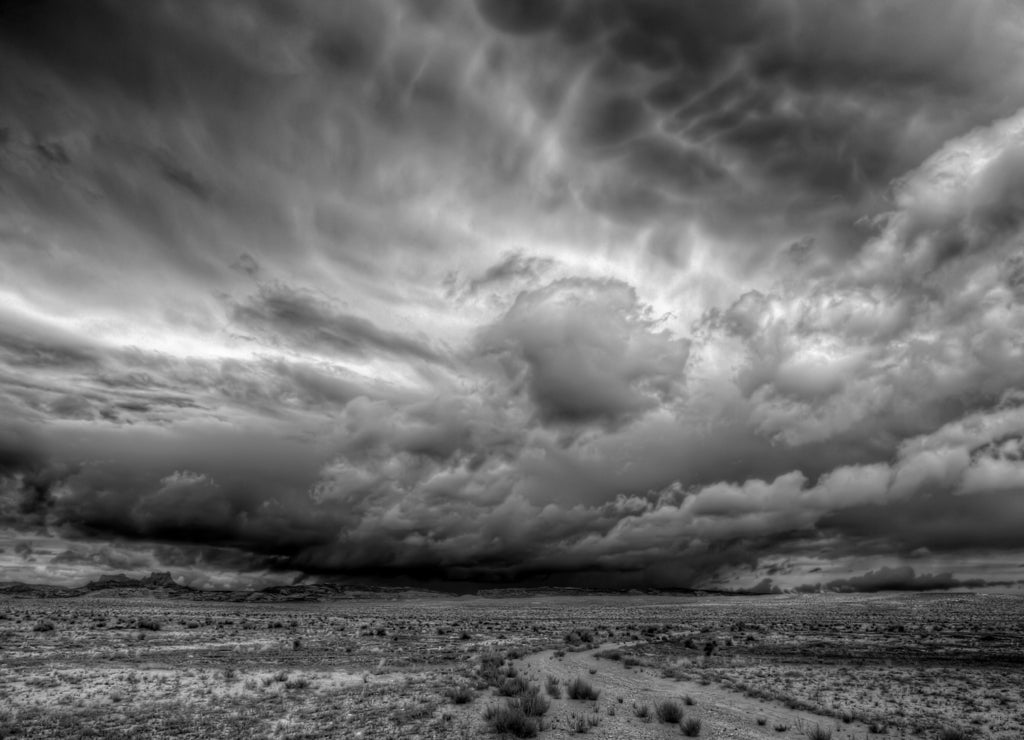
[0,572,448,601]
[0,573,736,601]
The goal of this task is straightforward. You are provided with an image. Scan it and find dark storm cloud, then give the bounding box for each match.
[802,566,1011,593]
[476,0,1024,260]
[0,1,261,104]
[3,0,1024,590]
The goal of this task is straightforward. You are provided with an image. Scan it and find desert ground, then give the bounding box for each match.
[0,592,1020,739]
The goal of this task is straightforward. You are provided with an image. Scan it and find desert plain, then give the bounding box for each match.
[0,588,1021,739]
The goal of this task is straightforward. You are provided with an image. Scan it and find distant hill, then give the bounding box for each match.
[0,572,449,601]
[474,586,729,598]
[0,573,737,600]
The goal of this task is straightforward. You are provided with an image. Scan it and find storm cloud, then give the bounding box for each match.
[2,1,1024,590]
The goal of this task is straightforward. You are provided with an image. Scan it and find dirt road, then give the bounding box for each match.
[509,645,873,739]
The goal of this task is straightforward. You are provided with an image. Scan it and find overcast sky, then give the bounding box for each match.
[2,0,1024,592]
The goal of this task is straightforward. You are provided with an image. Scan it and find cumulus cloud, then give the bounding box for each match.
[2,0,1024,589]
[479,279,690,425]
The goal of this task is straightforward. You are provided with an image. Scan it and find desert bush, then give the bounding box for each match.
[499,675,532,697]
[633,703,651,720]
[681,717,702,736]
[479,651,505,686]
[32,621,55,632]
[938,729,972,740]
[444,685,475,705]
[483,704,539,738]
[774,723,789,732]
[684,694,695,706]
[564,629,594,646]
[656,699,684,723]
[806,726,832,740]
[545,675,561,698]
[510,689,550,717]
[284,676,310,690]
[566,676,600,701]
[136,619,160,631]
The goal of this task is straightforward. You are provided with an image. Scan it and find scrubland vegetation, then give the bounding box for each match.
[0,592,1020,738]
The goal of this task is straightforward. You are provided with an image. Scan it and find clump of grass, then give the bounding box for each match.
[681,717,702,736]
[509,690,550,718]
[479,650,505,686]
[655,699,684,724]
[32,621,55,632]
[545,675,561,698]
[568,712,600,733]
[684,694,695,706]
[938,729,973,740]
[444,685,475,705]
[483,704,539,738]
[633,703,651,720]
[499,675,533,697]
[566,676,600,701]
[136,619,160,631]
[806,727,832,740]
[284,676,310,690]
[774,723,789,732]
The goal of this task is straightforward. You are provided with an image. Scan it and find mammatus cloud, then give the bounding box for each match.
[1,1,1024,589]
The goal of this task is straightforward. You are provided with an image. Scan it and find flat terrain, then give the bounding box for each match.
[0,592,1021,739]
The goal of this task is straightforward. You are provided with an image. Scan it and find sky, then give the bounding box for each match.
[2,0,1024,592]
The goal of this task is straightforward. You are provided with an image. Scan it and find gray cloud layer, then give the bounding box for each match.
[2,0,1024,589]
